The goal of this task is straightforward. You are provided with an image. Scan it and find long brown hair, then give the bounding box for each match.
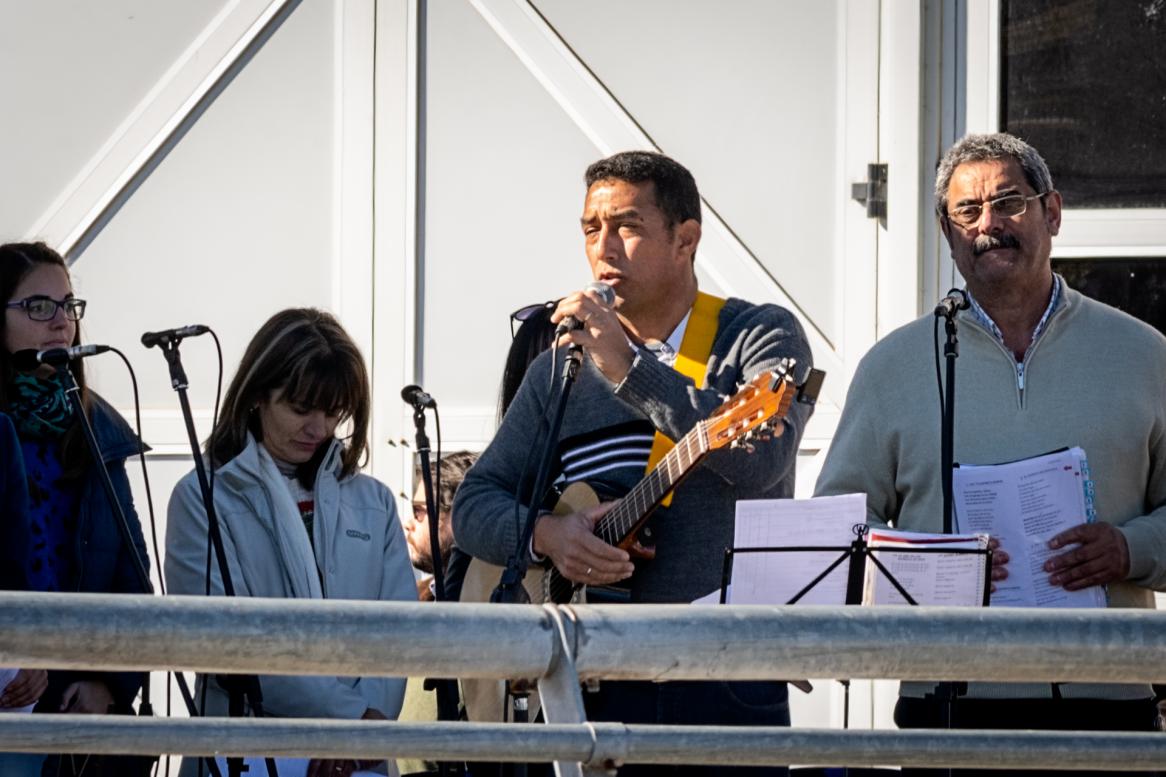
[0,242,91,478]
[208,308,370,482]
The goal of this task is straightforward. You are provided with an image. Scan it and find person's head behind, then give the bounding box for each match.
[499,302,557,422]
[210,308,370,485]
[408,450,478,574]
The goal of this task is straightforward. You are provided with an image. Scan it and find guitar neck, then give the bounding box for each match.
[597,422,709,544]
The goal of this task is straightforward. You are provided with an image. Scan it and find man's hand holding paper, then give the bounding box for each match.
[1045,522,1130,590]
[987,536,1010,590]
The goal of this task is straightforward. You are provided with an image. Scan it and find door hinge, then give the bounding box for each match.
[851,163,887,220]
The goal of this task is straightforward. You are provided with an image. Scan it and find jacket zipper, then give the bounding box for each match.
[964,303,1065,410]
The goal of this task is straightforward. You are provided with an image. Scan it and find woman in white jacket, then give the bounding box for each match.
[166,308,416,777]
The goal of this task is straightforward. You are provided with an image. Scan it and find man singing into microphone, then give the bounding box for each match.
[816,133,1166,775]
[453,151,812,776]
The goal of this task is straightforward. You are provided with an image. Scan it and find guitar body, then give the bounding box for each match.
[458,481,599,722]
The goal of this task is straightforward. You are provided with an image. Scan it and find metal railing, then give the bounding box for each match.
[1,591,1164,774]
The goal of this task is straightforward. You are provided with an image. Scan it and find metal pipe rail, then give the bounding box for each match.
[0,716,1164,772]
[2,592,1165,683]
[3,592,1166,774]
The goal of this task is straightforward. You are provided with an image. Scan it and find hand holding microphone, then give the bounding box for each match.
[551,281,635,383]
[553,281,616,337]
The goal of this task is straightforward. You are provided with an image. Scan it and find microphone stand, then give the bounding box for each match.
[935,297,966,771]
[407,399,463,777]
[938,303,960,535]
[489,343,584,777]
[149,338,276,777]
[493,342,583,605]
[56,363,155,716]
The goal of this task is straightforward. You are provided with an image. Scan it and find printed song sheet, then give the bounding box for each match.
[727,493,866,604]
[953,447,1105,608]
[863,529,989,606]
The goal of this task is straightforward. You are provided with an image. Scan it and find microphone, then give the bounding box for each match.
[12,345,111,371]
[554,281,616,337]
[401,384,437,410]
[934,289,970,318]
[141,325,210,349]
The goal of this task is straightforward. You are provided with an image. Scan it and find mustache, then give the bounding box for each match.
[972,233,1021,256]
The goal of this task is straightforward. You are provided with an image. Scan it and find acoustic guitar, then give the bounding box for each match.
[459,360,822,720]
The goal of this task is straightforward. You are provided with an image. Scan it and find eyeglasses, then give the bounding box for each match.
[509,300,555,338]
[946,192,1049,229]
[5,296,87,322]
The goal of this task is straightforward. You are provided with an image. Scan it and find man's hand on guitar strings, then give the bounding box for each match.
[533,502,635,584]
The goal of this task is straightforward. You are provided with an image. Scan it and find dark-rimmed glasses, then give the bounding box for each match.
[946,192,1050,229]
[510,300,555,338]
[5,295,87,322]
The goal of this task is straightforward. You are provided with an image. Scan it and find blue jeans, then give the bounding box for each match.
[583,679,791,776]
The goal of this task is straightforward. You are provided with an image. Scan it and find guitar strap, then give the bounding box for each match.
[644,290,726,507]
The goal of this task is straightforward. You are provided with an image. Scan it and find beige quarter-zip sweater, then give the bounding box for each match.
[817,282,1166,699]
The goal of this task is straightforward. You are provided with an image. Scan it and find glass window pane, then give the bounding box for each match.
[1001,0,1166,208]
[1053,257,1166,335]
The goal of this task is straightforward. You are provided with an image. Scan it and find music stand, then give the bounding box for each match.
[718,524,992,770]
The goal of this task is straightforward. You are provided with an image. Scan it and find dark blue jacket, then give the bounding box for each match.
[0,412,30,589]
[8,395,152,709]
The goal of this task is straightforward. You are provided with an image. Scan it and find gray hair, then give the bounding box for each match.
[934,132,1055,217]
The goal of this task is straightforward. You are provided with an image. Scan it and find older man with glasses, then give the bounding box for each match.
[816,132,1166,776]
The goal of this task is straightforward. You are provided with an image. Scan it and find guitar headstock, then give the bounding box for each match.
[704,359,798,452]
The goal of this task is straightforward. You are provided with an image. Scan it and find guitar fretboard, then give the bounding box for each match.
[593,421,710,547]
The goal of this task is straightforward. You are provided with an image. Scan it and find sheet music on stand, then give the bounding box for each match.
[714,494,991,607]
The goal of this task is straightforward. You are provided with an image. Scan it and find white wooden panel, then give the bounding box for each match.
[0,0,230,239]
[535,0,846,349]
[76,0,337,450]
[422,0,600,425]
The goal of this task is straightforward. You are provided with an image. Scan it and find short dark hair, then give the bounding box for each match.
[209,308,370,483]
[584,150,702,229]
[416,450,478,515]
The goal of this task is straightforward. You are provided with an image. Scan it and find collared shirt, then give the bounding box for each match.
[636,308,691,366]
[965,275,1063,390]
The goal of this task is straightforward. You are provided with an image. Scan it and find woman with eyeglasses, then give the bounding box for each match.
[165,307,415,777]
[0,241,151,776]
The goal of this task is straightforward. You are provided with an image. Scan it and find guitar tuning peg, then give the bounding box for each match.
[743,442,756,454]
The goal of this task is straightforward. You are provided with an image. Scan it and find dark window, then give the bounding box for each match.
[1001,0,1166,208]
[1053,257,1166,335]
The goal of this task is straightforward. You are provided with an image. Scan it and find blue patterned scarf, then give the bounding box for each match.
[8,372,75,439]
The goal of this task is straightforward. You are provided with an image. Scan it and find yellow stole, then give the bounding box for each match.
[644,291,726,506]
